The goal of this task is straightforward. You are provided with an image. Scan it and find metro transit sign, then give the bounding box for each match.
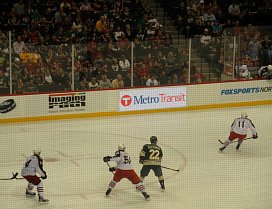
[119,87,187,112]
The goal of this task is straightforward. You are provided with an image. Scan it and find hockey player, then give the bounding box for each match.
[139,136,165,190]
[258,65,272,79]
[21,148,49,203]
[219,113,258,152]
[238,64,252,80]
[103,144,150,200]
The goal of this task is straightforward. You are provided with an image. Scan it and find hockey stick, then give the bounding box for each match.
[0,172,18,180]
[106,162,115,175]
[218,137,253,144]
[161,166,179,172]
[9,172,43,180]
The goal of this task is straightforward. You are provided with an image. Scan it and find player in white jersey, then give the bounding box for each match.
[219,113,258,152]
[103,144,150,200]
[21,148,49,202]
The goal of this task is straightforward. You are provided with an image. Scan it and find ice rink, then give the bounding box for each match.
[0,105,271,209]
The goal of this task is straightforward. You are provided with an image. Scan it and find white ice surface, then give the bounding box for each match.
[0,105,271,209]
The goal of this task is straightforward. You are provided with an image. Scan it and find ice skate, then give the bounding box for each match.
[219,146,226,152]
[25,189,36,196]
[105,188,112,196]
[236,143,241,150]
[142,192,150,200]
[39,196,49,203]
[160,180,165,191]
[161,185,165,191]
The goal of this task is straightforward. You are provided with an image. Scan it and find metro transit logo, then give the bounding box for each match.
[120,95,132,106]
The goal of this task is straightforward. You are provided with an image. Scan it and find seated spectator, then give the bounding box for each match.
[191,67,206,83]
[211,20,223,36]
[246,37,261,65]
[116,33,130,51]
[200,28,212,46]
[71,18,83,33]
[13,35,25,55]
[228,2,240,23]
[157,70,169,86]
[0,69,8,88]
[123,23,135,41]
[22,67,34,84]
[89,77,99,90]
[164,33,173,48]
[0,51,7,69]
[19,47,41,64]
[118,54,130,72]
[60,0,71,13]
[79,0,94,13]
[25,79,38,93]
[203,10,216,23]
[149,60,162,75]
[96,16,107,35]
[113,26,125,41]
[98,74,112,89]
[246,44,259,65]
[44,69,54,85]
[110,57,120,73]
[146,74,159,86]
[147,13,160,32]
[143,52,155,67]
[261,43,272,66]
[137,63,149,81]
[120,6,133,26]
[78,77,89,90]
[13,0,25,17]
[14,78,25,94]
[112,73,124,88]
[169,73,180,85]
[180,68,190,84]
[114,0,124,12]
[54,8,66,26]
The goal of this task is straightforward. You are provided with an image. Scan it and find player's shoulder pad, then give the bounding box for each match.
[246,118,255,127]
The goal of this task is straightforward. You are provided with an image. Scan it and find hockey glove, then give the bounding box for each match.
[41,172,47,179]
[253,134,258,139]
[103,156,111,162]
[109,167,116,172]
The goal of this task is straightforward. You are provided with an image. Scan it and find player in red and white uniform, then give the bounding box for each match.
[219,113,258,152]
[103,144,150,200]
[21,148,49,202]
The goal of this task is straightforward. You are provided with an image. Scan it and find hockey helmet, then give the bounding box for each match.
[33,148,41,155]
[118,144,125,151]
[241,112,248,119]
[150,136,158,144]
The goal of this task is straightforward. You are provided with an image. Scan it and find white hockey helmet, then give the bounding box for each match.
[33,148,41,155]
[118,144,125,151]
[240,65,248,70]
[241,112,248,119]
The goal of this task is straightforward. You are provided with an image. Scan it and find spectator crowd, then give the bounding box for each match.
[0,0,272,94]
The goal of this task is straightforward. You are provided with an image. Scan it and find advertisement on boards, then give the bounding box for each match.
[48,92,86,114]
[119,87,186,112]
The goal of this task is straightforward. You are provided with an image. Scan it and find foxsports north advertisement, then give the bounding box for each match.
[119,87,187,112]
